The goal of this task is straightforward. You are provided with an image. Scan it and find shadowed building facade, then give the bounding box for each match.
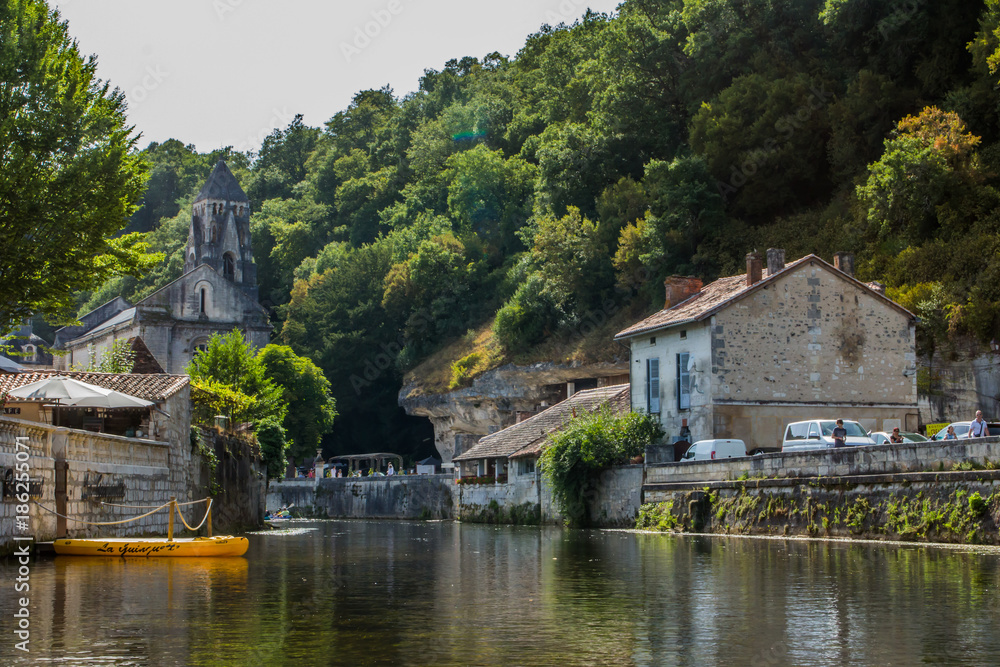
[54,161,271,374]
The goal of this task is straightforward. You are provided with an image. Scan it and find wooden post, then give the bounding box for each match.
[167,496,176,542]
[206,499,213,538]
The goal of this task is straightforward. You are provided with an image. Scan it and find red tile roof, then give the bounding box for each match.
[0,371,188,402]
[453,384,631,462]
[615,254,913,340]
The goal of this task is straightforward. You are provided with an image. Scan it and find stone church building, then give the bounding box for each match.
[54,161,271,374]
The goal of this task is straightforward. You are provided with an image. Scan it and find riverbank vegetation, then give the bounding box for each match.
[61,0,1000,457]
[543,409,662,527]
[637,485,1000,544]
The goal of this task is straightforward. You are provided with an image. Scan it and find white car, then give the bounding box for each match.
[870,431,929,445]
[681,439,747,461]
[782,420,875,451]
[930,421,1000,441]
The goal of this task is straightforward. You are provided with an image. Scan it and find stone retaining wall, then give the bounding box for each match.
[0,412,264,556]
[640,437,1000,544]
[266,466,646,527]
[267,475,455,520]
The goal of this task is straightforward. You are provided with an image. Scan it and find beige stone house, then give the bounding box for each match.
[53,161,271,374]
[614,251,919,452]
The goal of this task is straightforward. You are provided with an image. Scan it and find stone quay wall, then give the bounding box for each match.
[266,466,645,527]
[0,408,264,556]
[268,475,456,520]
[191,428,266,533]
[641,437,1000,544]
[0,417,177,555]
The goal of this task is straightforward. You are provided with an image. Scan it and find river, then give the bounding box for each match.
[3,521,1000,665]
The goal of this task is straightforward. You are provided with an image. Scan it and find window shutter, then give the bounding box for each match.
[678,353,690,410]
[647,358,660,413]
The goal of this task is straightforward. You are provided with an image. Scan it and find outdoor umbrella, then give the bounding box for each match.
[8,376,153,425]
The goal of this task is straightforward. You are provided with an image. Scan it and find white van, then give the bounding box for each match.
[781,420,875,451]
[681,439,747,461]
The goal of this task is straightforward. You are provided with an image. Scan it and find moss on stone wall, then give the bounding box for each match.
[637,484,1000,545]
[461,501,541,525]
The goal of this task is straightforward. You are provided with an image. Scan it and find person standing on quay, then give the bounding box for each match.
[833,419,847,448]
[968,410,990,438]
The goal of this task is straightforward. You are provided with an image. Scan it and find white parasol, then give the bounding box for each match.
[8,376,154,424]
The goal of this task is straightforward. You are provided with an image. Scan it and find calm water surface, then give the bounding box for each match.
[3,521,1000,665]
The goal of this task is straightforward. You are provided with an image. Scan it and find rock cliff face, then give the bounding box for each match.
[919,352,1000,424]
[399,361,628,463]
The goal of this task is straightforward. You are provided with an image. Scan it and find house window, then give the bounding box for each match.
[223,253,235,281]
[650,337,656,346]
[518,459,535,476]
[680,330,687,339]
[646,358,660,414]
[200,288,206,314]
[677,353,690,410]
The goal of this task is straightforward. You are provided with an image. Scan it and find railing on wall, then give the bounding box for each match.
[0,417,53,458]
[0,417,169,468]
[65,430,169,468]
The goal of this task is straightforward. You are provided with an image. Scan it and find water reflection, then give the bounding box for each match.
[2,524,1000,665]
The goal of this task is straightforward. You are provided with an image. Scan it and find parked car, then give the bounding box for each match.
[781,420,875,451]
[870,431,928,445]
[930,421,1000,441]
[681,439,747,461]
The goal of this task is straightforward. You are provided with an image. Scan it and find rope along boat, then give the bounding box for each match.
[39,497,249,558]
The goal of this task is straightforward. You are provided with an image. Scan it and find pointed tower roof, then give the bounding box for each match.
[195,160,248,203]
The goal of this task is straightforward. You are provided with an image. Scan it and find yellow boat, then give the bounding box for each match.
[53,535,249,557]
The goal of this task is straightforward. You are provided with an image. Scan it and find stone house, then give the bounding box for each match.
[614,251,919,453]
[53,161,271,374]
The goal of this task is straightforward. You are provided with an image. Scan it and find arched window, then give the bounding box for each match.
[223,253,235,281]
[212,203,218,215]
[200,288,207,314]
[211,225,217,242]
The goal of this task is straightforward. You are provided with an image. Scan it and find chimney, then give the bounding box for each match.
[766,248,785,276]
[746,252,763,287]
[834,251,855,277]
[664,276,703,309]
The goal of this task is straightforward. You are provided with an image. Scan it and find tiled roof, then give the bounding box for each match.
[453,384,631,462]
[615,254,913,340]
[0,371,188,402]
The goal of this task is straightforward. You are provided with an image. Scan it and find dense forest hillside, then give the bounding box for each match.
[78,0,1000,458]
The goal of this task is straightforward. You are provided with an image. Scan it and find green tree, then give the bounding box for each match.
[187,330,286,427]
[857,107,982,244]
[259,344,337,464]
[256,417,289,480]
[0,0,156,334]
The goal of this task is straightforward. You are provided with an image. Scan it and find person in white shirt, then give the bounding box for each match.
[968,410,990,438]
[387,463,395,476]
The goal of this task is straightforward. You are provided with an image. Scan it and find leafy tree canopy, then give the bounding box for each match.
[0,0,158,334]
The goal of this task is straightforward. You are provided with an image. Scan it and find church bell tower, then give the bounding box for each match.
[184,160,258,301]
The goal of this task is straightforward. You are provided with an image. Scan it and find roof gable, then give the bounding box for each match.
[615,255,914,340]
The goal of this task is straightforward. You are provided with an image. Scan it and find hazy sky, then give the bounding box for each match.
[51,0,621,153]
